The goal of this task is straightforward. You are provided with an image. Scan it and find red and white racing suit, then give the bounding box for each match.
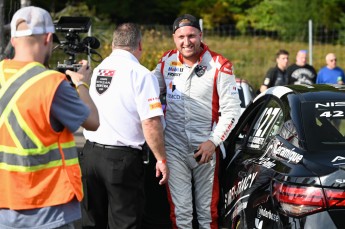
[152,43,241,229]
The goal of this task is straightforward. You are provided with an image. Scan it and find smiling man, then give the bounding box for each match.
[151,14,242,229]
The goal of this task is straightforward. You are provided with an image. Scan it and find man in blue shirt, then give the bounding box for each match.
[317,53,345,84]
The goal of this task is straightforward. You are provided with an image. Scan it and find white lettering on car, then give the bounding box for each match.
[319,110,344,118]
[257,205,279,222]
[226,172,258,205]
[272,145,303,164]
[315,102,345,108]
[331,156,345,163]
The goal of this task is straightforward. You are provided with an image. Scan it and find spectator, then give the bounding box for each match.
[0,6,99,229]
[286,49,317,85]
[260,49,289,93]
[81,23,169,229]
[152,14,242,228]
[316,53,345,84]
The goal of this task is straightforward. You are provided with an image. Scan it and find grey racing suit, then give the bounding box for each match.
[152,43,241,229]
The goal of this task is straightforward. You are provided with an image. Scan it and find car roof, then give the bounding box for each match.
[255,84,345,102]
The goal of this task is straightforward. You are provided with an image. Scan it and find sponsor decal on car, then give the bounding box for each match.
[231,201,248,220]
[254,218,263,229]
[332,156,345,166]
[257,205,279,222]
[315,102,345,108]
[256,157,276,169]
[248,136,265,148]
[226,172,258,205]
[247,107,281,148]
[315,102,345,117]
[267,140,303,164]
[335,179,345,184]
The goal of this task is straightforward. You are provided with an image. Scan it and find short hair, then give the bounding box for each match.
[112,23,141,51]
[276,49,289,58]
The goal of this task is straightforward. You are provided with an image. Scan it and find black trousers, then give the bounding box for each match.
[79,140,145,229]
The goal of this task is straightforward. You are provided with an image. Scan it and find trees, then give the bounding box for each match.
[236,0,345,41]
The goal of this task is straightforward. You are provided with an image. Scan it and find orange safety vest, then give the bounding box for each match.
[0,61,83,210]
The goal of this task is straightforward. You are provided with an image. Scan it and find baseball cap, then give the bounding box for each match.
[173,14,201,34]
[11,6,55,38]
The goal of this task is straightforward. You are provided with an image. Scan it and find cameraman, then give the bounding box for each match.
[0,6,99,229]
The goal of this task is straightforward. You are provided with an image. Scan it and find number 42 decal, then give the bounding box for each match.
[319,111,344,118]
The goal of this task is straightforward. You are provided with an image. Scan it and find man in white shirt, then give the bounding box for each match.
[81,23,169,229]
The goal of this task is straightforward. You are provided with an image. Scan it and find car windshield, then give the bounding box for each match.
[302,101,345,151]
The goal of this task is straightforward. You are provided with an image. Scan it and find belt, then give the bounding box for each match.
[86,140,141,152]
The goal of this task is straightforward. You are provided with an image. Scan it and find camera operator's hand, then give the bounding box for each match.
[65,60,91,86]
[65,60,99,131]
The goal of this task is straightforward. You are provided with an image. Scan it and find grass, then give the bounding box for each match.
[51,29,345,91]
[140,32,345,90]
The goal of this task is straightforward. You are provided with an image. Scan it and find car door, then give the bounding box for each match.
[219,95,285,229]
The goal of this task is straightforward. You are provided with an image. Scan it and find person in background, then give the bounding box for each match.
[260,49,289,93]
[81,23,169,229]
[286,49,317,85]
[0,6,99,229]
[152,14,242,229]
[316,53,345,85]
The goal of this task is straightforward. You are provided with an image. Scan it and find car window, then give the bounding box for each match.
[302,101,345,151]
[237,86,245,108]
[247,99,284,150]
[279,119,299,147]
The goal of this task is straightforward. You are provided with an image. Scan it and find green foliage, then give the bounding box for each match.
[236,0,345,41]
[237,0,277,33]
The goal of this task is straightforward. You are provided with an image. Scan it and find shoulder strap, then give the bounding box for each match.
[0,63,46,119]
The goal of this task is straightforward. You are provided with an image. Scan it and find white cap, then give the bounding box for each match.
[11,6,55,38]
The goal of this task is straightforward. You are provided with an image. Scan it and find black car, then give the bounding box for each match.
[219,84,345,229]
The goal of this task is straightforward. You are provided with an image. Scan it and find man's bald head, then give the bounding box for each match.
[325,53,337,69]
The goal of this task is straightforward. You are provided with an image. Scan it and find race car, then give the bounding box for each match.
[219,84,345,229]
[235,78,256,114]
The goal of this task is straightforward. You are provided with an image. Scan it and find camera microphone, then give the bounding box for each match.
[82,36,100,49]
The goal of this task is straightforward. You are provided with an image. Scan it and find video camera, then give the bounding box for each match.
[54,16,102,74]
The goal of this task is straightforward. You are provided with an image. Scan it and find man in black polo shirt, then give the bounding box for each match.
[260,49,289,93]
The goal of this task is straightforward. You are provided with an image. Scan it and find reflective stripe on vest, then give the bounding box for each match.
[0,63,77,172]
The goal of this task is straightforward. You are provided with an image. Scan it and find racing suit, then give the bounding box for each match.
[152,43,241,229]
